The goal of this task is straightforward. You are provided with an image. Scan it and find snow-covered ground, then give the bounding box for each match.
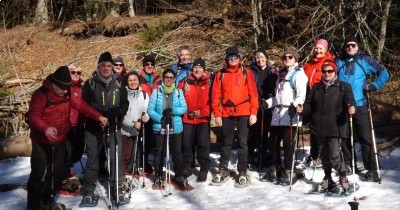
[1,145,400,210]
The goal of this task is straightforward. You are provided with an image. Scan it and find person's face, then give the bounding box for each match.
[127,74,140,90]
[52,83,68,97]
[255,52,267,68]
[283,54,296,67]
[144,62,155,74]
[322,65,336,81]
[314,44,327,58]
[192,66,204,80]
[69,68,81,82]
[345,42,359,56]
[179,49,191,64]
[99,62,113,78]
[227,55,240,67]
[114,63,124,75]
[163,72,175,87]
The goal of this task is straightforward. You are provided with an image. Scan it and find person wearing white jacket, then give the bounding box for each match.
[261,47,308,185]
[121,71,150,179]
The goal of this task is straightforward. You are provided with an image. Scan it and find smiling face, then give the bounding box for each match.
[127,74,140,90]
[144,62,155,74]
[283,54,296,67]
[98,62,113,78]
[163,72,176,87]
[227,55,240,67]
[179,49,192,64]
[192,65,204,80]
[345,42,359,56]
[314,44,327,58]
[114,63,124,75]
[255,52,267,69]
[69,67,81,82]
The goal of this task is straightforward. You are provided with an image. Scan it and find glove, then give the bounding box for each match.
[161,108,172,126]
[288,104,296,118]
[187,111,195,120]
[261,98,268,110]
[364,84,377,92]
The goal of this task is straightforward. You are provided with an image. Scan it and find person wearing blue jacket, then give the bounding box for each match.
[336,36,391,182]
[148,69,189,189]
[169,45,193,85]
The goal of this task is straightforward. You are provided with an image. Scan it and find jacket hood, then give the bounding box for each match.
[42,75,69,103]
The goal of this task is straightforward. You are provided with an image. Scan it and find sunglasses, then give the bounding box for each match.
[145,62,155,67]
[228,56,239,61]
[164,76,175,80]
[322,69,335,74]
[283,55,294,60]
[346,43,357,48]
[115,64,124,67]
[70,71,82,76]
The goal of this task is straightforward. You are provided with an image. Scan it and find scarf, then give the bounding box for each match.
[96,69,113,86]
[162,83,175,94]
[322,76,337,90]
[126,86,141,97]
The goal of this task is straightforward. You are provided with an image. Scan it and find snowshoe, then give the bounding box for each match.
[279,170,297,186]
[319,176,336,193]
[209,168,231,186]
[42,202,71,210]
[234,171,251,188]
[172,176,193,191]
[152,177,166,190]
[260,166,278,183]
[117,191,131,205]
[58,178,80,196]
[327,183,360,197]
[79,193,99,207]
[361,170,381,182]
[197,169,208,182]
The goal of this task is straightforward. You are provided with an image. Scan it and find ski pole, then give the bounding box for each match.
[349,114,358,200]
[114,117,120,207]
[50,137,55,209]
[165,123,172,197]
[258,108,264,175]
[141,120,146,188]
[366,92,381,184]
[102,126,113,210]
[289,114,301,191]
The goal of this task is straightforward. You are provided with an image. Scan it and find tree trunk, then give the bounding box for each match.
[251,0,262,49]
[110,0,121,17]
[35,0,49,24]
[129,0,136,17]
[377,0,392,61]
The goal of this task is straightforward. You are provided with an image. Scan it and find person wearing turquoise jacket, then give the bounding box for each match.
[148,69,190,189]
[169,45,193,85]
[336,36,391,182]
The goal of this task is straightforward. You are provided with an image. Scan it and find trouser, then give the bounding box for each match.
[248,109,271,168]
[309,133,320,160]
[153,132,184,178]
[121,135,138,174]
[354,106,377,170]
[144,120,154,169]
[182,123,211,170]
[267,126,296,170]
[341,138,353,167]
[320,137,346,176]
[219,116,249,172]
[27,141,66,210]
[83,128,123,194]
[63,127,84,180]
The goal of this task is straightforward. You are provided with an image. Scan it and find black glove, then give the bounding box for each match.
[288,104,296,118]
[261,98,268,110]
[187,111,195,120]
[161,108,172,126]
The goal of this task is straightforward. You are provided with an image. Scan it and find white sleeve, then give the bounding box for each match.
[293,69,308,107]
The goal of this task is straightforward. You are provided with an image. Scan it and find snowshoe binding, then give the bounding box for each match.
[234,171,251,188]
[260,166,278,183]
[152,176,166,190]
[172,176,193,191]
[319,175,336,193]
[209,168,231,186]
[58,178,80,196]
[79,192,99,207]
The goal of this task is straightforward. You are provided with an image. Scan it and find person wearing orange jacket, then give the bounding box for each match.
[211,47,259,187]
[303,39,334,167]
[178,58,211,182]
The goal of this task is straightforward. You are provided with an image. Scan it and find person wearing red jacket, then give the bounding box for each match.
[303,39,334,167]
[211,47,259,187]
[26,66,107,210]
[178,58,211,182]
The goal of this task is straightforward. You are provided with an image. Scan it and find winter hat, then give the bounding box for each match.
[345,36,359,45]
[225,47,240,59]
[113,56,124,65]
[98,52,113,64]
[192,58,206,69]
[143,54,156,66]
[255,48,268,58]
[322,60,338,73]
[283,47,300,61]
[52,66,72,89]
[315,39,328,50]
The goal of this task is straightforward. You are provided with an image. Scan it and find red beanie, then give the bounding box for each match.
[322,60,338,73]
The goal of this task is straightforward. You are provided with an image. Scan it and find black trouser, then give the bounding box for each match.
[353,106,377,170]
[63,127,84,180]
[27,141,66,210]
[341,138,352,167]
[144,120,154,170]
[248,109,272,168]
[121,135,138,174]
[154,132,184,178]
[83,128,123,194]
[309,133,320,160]
[320,137,346,176]
[267,126,296,170]
[182,123,211,171]
[219,116,249,172]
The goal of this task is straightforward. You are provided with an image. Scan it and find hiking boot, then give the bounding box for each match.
[365,170,380,182]
[174,176,191,189]
[153,176,165,189]
[60,179,79,192]
[320,175,336,192]
[197,169,208,182]
[80,191,99,207]
[339,176,350,190]
[212,167,230,183]
[261,166,278,182]
[280,169,296,185]
[237,170,248,185]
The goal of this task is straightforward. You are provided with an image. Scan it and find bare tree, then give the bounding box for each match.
[377,0,392,61]
[129,0,136,17]
[110,0,122,17]
[251,0,263,49]
[35,0,49,24]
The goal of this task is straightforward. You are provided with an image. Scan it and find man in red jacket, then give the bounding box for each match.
[178,58,211,182]
[211,47,259,187]
[26,66,108,210]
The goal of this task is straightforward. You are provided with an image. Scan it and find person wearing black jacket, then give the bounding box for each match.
[248,49,277,170]
[80,52,129,206]
[300,60,355,192]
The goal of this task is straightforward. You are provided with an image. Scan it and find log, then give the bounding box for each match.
[0,136,32,159]
[2,79,35,88]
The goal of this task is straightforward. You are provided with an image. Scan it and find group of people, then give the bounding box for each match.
[26,35,390,209]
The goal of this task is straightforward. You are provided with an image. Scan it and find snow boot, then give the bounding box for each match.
[197,169,208,182]
[260,166,278,182]
[59,179,79,193]
[365,170,380,182]
[173,176,193,191]
[152,176,165,190]
[319,175,336,193]
[235,170,250,188]
[279,170,296,186]
[212,167,230,183]
[79,192,99,207]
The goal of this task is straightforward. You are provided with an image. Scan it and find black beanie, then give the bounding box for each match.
[98,52,113,64]
[225,47,240,59]
[192,58,206,69]
[143,55,156,66]
[255,48,268,58]
[113,56,124,65]
[345,35,359,44]
[52,66,72,90]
